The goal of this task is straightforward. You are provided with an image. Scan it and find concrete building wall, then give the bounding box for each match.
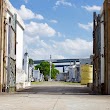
[0,0,27,92]
[6,1,25,87]
[56,72,69,81]
[16,24,24,69]
[33,69,44,82]
[93,0,110,94]
[68,65,81,82]
[103,0,110,94]
[0,0,7,92]
[68,66,76,80]
[33,70,40,81]
[23,52,29,81]
[93,12,101,93]
[6,0,24,70]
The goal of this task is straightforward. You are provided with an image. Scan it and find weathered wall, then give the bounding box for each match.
[103,0,110,94]
[93,12,101,93]
[0,0,7,92]
[6,0,24,70]
[93,0,110,94]
[0,0,3,92]
[0,0,25,92]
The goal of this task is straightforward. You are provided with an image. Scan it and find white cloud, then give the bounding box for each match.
[82,5,101,11]
[17,5,44,20]
[78,22,93,31]
[50,20,58,23]
[25,35,93,60]
[25,21,56,37]
[24,35,40,45]
[56,0,72,7]
[53,38,93,57]
[23,20,57,59]
[53,0,75,9]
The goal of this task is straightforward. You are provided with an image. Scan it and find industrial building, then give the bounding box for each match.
[93,0,110,94]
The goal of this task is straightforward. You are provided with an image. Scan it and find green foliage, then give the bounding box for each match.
[34,61,59,80]
[29,58,34,66]
[51,68,59,79]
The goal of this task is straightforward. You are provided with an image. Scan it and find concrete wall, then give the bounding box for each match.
[16,24,24,69]
[68,66,76,79]
[6,3,25,77]
[93,12,101,93]
[6,0,24,70]
[23,53,29,81]
[93,0,110,94]
[6,1,25,70]
[0,0,6,92]
[33,70,40,81]
[6,0,28,91]
[103,0,110,94]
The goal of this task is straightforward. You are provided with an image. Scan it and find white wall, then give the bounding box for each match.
[68,66,76,79]
[23,53,29,81]
[16,24,24,69]
[6,1,25,70]
[5,0,31,90]
[33,70,40,81]
[16,69,26,83]
[6,12,10,67]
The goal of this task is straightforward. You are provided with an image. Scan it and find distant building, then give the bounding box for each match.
[68,64,80,82]
[57,62,81,82]
[33,69,44,82]
[79,58,92,65]
[56,72,69,81]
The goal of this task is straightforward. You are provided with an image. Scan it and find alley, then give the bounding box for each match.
[0,82,110,110]
[17,81,92,95]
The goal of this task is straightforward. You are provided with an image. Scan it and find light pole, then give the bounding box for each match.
[49,55,52,81]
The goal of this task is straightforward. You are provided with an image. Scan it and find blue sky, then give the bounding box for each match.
[10,0,103,60]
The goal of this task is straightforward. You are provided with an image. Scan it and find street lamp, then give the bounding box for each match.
[49,55,52,81]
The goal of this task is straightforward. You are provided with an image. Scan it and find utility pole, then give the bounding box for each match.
[49,55,52,81]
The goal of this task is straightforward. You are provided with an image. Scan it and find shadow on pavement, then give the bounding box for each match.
[16,85,93,95]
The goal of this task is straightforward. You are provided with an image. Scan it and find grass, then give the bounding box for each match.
[31,81,43,85]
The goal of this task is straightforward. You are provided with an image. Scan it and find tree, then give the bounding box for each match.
[29,58,34,67]
[34,61,59,80]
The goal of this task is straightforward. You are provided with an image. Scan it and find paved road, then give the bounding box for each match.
[0,82,110,110]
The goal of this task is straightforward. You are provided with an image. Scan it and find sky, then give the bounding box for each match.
[10,0,103,60]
